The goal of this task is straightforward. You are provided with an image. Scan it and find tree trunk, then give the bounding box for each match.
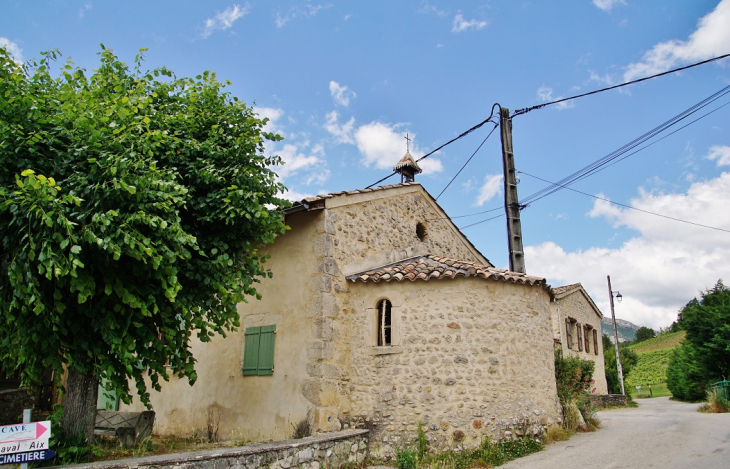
[61,367,99,445]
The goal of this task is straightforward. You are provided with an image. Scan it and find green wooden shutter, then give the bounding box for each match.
[97,380,119,411]
[257,325,276,376]
[242,325,276,376]
[243,327,262,376]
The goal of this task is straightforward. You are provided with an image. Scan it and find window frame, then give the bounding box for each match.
[242,325,276,376]
[377,299,392,346]
[369,298,402,355]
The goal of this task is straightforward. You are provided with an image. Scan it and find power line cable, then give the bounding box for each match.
[435,122,499,200]
[365,105,500,189]
[521,84,730,206]
[585,98,730,177]
[519,171,730,234]
[448,90,730,226]
[459,213,504,230]
[513,52,730,116]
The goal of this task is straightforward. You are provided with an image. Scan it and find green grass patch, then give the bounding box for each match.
[629,382,672,399]
[395,436,543,469]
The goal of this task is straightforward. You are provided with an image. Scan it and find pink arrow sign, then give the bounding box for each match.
[0,421,51,444]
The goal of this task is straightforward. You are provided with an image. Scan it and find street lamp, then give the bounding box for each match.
[607,276,625,396]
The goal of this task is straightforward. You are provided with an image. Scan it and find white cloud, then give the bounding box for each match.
[279,188,315,202]
[329,81,356,106]
[475,174,503,206]
[0,38,23,63]
[592,0,626,12]
[588,70,616,87]
[201,4,249,39]
[273,143,322,179]
[419,158,444,174]
[254,106,285,137]
[79,3,93,18]
[353,122,442,175]
[324,111,355,144]
[275,3,331,28]
[536,86,575,110]
[526,172,730,330]
[706,145,730,166]
[419,1,447,17]
[624,0,730,81]
[452,13,487,32]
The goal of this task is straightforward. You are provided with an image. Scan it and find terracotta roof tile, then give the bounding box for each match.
[346,254,548,287]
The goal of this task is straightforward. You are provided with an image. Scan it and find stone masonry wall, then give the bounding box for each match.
[0,388,35,424]
[69,430,369,469]
[554,291,608,395]
[300,188,489,433]
[328,189,484,275]
[333,278,560,458]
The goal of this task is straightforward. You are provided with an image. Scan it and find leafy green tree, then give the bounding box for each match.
[666,342,706,401]
[0,47,287,444]
[602,333,612,351]
[666,280,730,401]
[604,345,638,395]
[634,326,656,343]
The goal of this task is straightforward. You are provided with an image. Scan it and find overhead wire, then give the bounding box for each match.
[452,88,730,228]
[365,104,501,189]
[513,52,730,116]
[520,84,730,206]
[435,122,499,201]
[519,171,730,234]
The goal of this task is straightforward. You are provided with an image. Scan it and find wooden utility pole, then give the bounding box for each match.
[500,107,525,273]
[607,275,625,396]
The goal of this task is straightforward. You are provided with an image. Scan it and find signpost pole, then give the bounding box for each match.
[20,409,32,469]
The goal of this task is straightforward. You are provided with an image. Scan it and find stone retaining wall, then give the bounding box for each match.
[0,388,34,424]
[67,429,368,469]
[594,394,627,407]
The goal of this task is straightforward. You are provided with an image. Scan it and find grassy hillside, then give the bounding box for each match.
[625,331,686,389]
[629,330,686,353]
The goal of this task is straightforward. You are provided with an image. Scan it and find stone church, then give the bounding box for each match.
[124,153,564,455]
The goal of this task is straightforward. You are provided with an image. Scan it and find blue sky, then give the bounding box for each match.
[2,0,729,329]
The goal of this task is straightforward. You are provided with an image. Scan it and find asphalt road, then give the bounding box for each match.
[501,397,730,469]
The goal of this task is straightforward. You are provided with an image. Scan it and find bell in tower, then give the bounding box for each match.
[393,134,422,183]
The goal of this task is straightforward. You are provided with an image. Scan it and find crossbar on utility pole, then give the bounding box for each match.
[607,275,625,395]
[500,107,525,273]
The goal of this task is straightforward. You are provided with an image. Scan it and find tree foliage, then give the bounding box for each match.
[603,339,638,395]
[634,326,656,343]
[667,280,730,401]
[0,46,287,419]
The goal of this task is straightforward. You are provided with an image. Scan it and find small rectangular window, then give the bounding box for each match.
[243,325,276,376]
[576,323,583,352]
[584,325,591,354]
[593,329,599,355]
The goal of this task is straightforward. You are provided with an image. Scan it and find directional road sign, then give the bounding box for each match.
[0,450,56,465]
[0,421,51,455]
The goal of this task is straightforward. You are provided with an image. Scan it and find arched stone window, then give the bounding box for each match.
[377,299,392,346]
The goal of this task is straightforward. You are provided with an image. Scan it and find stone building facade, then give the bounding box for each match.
[549,284,609,395]
[124,183,560,455]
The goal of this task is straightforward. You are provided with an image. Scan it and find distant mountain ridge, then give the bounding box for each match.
[601,317,641,343]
